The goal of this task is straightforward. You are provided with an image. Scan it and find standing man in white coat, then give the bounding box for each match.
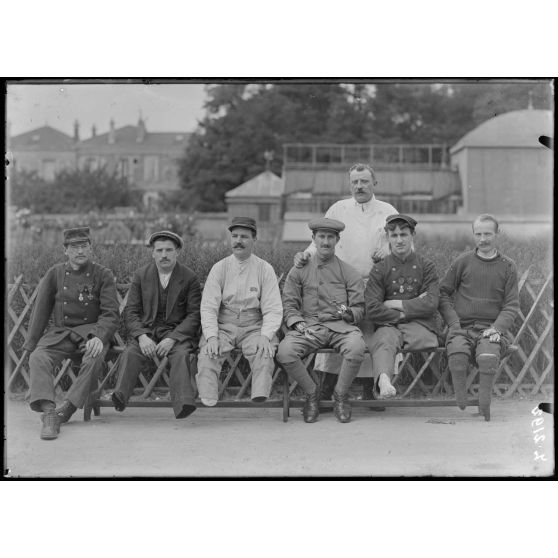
[293,163,398,405]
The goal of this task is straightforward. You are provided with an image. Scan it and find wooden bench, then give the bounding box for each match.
[81,343,513,422]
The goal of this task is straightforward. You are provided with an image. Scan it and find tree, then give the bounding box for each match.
[9,166,137,213]
[178,83,373,211]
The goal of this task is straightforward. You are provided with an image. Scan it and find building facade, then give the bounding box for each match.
[8,118,190,209]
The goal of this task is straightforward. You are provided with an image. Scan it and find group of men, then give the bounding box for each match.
[24,163,519,440]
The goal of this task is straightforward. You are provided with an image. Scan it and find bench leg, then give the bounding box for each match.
[282,369,289,422]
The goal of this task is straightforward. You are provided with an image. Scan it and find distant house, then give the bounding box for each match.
[79,117,190,208]
[8,118,191,209]
[449,109,553,217]
[225,170,285,243]
[8,125,78,180]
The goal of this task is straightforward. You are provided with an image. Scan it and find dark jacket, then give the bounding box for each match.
[24,261,119,352]
[365,251,440,334]
[123,261,201,345]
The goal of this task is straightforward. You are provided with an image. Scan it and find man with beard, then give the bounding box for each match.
[24,227,119,440]
[196,217,283,405]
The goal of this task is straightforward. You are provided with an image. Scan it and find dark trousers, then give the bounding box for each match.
[29,337,108,412]
[115,339,195,416]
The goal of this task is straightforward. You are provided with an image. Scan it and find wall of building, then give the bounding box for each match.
[454,147,553,217]
[12,150,76,180]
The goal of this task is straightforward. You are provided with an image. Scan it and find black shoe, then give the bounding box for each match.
[333,391,352,423]
[111,391,127,412]
[40,410,61,440]
[303,391,319,423]
[176,404,196,419]
[55,400,77,424]
[362,380,386,412]
[252,396,267,404]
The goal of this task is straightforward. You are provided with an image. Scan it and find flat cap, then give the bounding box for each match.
[385,214,417,230]
[308,217,345,234]
[147,230,184,249]
[63,227,90,245]
[228,216,257,234]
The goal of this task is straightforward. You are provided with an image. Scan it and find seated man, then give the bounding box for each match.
[439,214,519,421]
[23,227,119,440]
[112,230,201,419]
[364,214,440,399]
[196,217,282,405]
[276,218,366,423]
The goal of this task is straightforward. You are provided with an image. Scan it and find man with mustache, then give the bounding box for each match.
[439,214,519,421]
[196,217,282,405]
[23,227,119,440]
[277,218,366,423]
[293,163,398,407]
[111,230,201,419]
[364,215,440,399]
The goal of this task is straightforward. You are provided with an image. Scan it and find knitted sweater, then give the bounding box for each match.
[439,250,519,334]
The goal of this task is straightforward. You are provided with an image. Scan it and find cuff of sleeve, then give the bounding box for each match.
[286,316,304,328]
[203,327,219,340]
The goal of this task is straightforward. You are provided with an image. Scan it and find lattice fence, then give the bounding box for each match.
[6,267,554,399]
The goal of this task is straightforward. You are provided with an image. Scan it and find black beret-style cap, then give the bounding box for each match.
[308,217,346,234]
[147,230,184,249]
[385,214,418,230]
[63,227,91,245]
[228,216,257,233]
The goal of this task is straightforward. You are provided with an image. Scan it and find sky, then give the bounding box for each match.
[6,81,209,138]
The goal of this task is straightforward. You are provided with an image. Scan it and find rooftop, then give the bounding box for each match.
[226,170,285,198]
[450,109,553,153]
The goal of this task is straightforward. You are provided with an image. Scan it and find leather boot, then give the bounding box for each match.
[333,390,352,423]
[55,400,77,424]
[319,372,337,412]
[303,390,319,423]
[40,410,61,440]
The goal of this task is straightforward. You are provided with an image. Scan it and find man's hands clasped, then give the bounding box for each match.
[138,333,176,359]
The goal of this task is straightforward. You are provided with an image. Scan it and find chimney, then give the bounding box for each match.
[136,115,146,143]
[73,119,80,142]
[108,119,115,144]
[91,124,97,138]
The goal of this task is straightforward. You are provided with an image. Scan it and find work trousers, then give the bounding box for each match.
[313,318,375,378]
[368,322,439,377]
[29,336,108,412]
[277,325,365,394]
[115,338,196,417]
[446,325,507,365]
[196,311,279,401]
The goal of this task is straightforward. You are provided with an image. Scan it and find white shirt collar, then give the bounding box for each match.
[352,194,376,211]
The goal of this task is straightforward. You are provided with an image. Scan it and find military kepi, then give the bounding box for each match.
[63,227,91,245]
[147,230,184,249]
[385,214,417,230]
[228,216,257,234]
[308,217,345,235]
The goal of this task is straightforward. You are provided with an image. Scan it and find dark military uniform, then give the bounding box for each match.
[24,260,119,412]
[364,251,440,377]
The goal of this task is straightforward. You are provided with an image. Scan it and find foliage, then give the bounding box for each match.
[9,167,138,213]
[7,234,551,288]
[178,81,552,210]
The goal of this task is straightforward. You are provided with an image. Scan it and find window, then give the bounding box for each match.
[144,156,159,181]
[42,159,56,181]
